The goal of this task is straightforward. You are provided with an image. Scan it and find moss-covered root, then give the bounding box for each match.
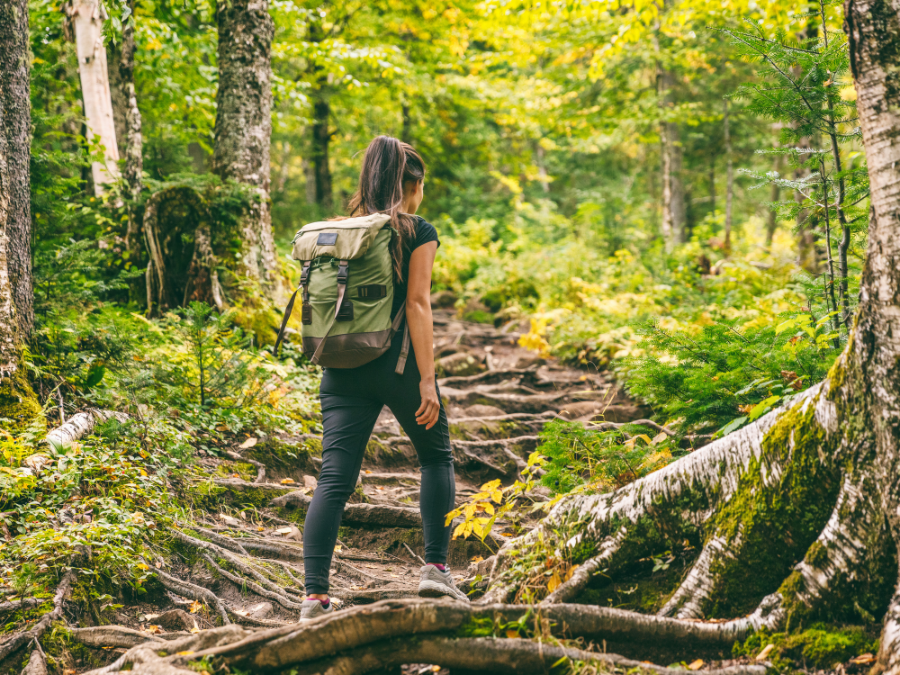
[0,359,42,431]
[658,534,739,619]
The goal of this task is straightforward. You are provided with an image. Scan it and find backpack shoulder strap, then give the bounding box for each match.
[274,261,311,356]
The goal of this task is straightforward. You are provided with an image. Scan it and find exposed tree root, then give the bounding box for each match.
[155,567,231,624]
[20,648,48,675]
[0,597,41,616]
[72,598,773,675]
[0,569,74,662]
[658,535,739,619]
[224,450,266,483]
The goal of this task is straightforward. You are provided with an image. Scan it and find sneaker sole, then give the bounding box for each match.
[418,579,469,602]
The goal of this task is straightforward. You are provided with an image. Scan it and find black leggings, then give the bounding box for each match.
[303,329,455,595]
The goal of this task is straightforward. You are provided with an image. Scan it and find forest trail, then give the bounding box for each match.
[126,303,650,635]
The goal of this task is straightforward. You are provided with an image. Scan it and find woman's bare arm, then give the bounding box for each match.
[406,241,440,430]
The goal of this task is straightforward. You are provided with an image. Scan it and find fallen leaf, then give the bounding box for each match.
[470,556,484,563]
[281,478,296,485]
[189,600,204,614]
[240,437,258,449]
[564,564,579,582]
[506,629,520,638]
[274,527,293,535]
[431,667,441,673]
[334,545,343,552]
[687,659,704,670]
[145,625,162,634]
[176,651,195,656]
[233,609,248,616]
[850,654,875,665]
[546,570,562,593]
[231,473,240,479]
[755,644,775,661]
[364,470,372,474]
[190,625,200,634]
[257,526,265,532]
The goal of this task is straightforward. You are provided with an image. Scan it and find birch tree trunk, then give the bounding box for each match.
[213,0,277,286]
[472,8,900,674]
[67,0,121,195]
[0,0,33,337]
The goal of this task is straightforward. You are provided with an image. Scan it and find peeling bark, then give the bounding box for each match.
[45,409,130,448]
[213,0,277,286]
[66,0,121,194]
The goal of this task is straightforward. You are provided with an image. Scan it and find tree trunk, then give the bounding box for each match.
[119,0,143,261]
[311,89,333,214]
[658,66,686,252]
[0,0,33,338]
[213,0,277,285]
[66,0,121,195]
[844,1,900,670]
[723,99,734,254]
[471,8,900,675]
[0,0,39,427]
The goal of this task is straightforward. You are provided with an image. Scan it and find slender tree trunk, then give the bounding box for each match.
[213,0,277,285]
[0,0,32,338]
[302,156,316,206]
[311,89,333,214]
[658,65,686,252]
[119,0,143,259]
[66,0,121,195]
[723,99,734,253]
[401,100,412,145]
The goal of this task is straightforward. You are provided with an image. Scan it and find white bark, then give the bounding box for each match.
[45,409,129,448]
[68,0,120,195]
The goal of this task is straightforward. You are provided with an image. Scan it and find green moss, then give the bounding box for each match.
[805,542,828,568]
[463,310,494,324]
[0,363,44,432]
[709,399,841,617]
[214,461,256,482]
[734,624,877,671]
[247,436,317,476]
[232,302,281,347]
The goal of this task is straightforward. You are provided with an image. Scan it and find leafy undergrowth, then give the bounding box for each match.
[734,625,879,672]
[0,300,320,629]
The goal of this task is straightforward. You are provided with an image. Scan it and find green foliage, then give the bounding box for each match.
[621,312,839,435]
[537,421,683,495]
[0,420,171,592]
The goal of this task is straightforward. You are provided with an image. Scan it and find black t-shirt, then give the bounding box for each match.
[392,216,440,318]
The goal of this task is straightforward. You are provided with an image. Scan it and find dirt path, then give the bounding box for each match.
[175,306,649,624]
[33,305,651,674]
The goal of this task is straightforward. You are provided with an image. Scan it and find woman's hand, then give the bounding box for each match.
[416,378,441,430]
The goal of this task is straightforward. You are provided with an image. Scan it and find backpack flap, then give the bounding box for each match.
[291,213,392,262]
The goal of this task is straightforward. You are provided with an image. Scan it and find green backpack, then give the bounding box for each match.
[274,213,409,373]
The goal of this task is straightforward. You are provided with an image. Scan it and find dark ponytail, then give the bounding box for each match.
[347,135,426,282]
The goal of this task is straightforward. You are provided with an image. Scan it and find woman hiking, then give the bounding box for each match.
[299,136,468,620]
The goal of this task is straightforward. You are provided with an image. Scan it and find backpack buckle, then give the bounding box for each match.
[336,260,349,286]
[300,260,311,286]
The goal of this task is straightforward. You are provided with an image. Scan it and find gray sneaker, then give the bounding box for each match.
[300,599,334,621]
[418,565,470,602]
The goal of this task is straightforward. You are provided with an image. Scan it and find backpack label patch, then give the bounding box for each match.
[317,232,338,246]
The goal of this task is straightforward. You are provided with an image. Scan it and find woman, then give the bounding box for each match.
[300,136,467,620]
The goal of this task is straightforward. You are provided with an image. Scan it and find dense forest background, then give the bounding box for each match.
[1,0,888,670]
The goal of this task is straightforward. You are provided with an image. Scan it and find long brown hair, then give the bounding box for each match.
[347,135,426,282]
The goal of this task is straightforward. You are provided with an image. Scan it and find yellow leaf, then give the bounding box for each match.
[687,660,704,670]
[506,629,520,638]
[190,626,200,634]
[464,504,477,519]
[453,522,466,539]
[137,563,149,571]
[281,478,296,485]
[564,564,579,582]
[546,570,562,593]
[334,545,342,552]
[482,503,495,515]
[176,651,195,656]
[491,491,503,504]
[189,600,203,614]
[481,479,502,491]
[470,556,484,563]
